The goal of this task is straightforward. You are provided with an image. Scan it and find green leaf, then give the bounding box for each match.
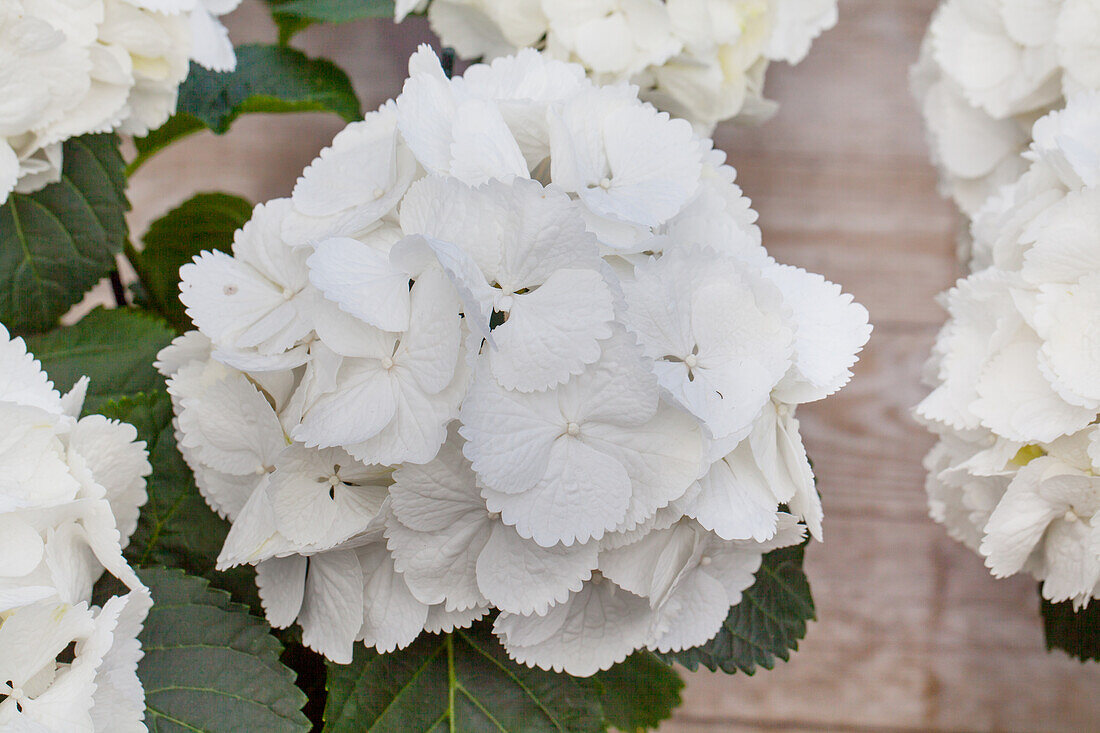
[137,567,311,732]
[25,307,174,413]
[0,133,129,334]
[128,45,361,169]
[130,192,253,331]
[323,620,605,732]
[593,653,682,732]
[128,114,205,175]
[265,0,396,42]
[100,391,260,611]
[180,44,361,134]
[274,0,396,22]
[660,542,816,675]
[1040,590,1100,662]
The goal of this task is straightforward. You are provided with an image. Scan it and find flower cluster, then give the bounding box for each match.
[911,0,1100,218]
[0,0,241,204]
[918,91,1100,609]
[0,325,152,730]
[397,0,839,133]
[163,47,870,676]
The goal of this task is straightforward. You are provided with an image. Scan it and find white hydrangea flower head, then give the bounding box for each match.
[417,0,839,133]
[0,324,152,731]
[919,92,1100,609]
[0,0,240,202]
[913,0,1100,218]
[167,46,870,676]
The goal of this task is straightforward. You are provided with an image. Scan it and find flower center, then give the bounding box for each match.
[1064,509,1080,523]
[381,356,395,370]
[497,294,515,313]
[598,177,612,190]
[683,353,698,369]
[566,422,580,437]
[372,187,386,200]
[699,555,712,567]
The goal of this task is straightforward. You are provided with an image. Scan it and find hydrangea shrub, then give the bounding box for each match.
[164,46,870,677]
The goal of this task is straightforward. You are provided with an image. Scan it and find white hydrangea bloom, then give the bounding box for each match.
[919,92,1100,609]
[418,0,839,133]
[0,324,152,731]
[912,0,1100,218]
[0,0,240,202]
[167,46,870,675]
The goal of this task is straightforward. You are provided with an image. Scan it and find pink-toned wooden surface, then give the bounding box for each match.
[115,1,1100,730]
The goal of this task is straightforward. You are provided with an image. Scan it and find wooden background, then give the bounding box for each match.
[102,0,1100,730]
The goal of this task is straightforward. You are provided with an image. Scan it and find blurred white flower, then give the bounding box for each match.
[0,325,151,730]
[919,92,1100,609]
[0,0,240,201]
[420,0,839,133]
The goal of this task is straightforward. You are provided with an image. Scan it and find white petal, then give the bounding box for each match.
[298,550,364,664]
[494,579,654,677]
[477,523,597,616]
[489,269,615,391]
[647,570,730,654]
[308,237,412,332]
[176,372,286,475]
[766,265,872,404]
[459,368,562,494]
[385,510,488,611]
[686,443,780,542]
[255,555,307,629]
[972,338,1096,443]
[68,416,150,546]
[485,435,632,547]
[356,543,429,653]
[0,327,62,414]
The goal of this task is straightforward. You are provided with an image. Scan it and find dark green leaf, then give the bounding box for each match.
[128,114,205,175]
[130,192,253,331]
[25,307,174,413]
[0,134,128,334]
[593,652,682,732]
[324,619,604,732]
[179,44,361,134]
[274,0,396,22]
[1040,590,1100,662]
[128,45,361,169]
[100,391,260,611]
[137,567,310,732]
[660,542,815,675]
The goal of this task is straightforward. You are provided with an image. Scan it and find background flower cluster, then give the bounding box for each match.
[0,326,151,731]
[0,0,240,203]
[915,0,1100,610]
[911,0,1100,221]
[397,0,839,133]
[162,46,871,676]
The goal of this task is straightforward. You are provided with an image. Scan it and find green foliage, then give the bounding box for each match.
[129,45,361,171]
[130,192,253,331]
[1040,590,1100,662]
[0,134,128,334]
[138,567,311,732]
[593,652,683,732]
[25,308,174,414]
[266,0,396,42]
[660,542,815,675]
[24,305,173,413]
[323,620,605,732]
[100,391,259,611]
